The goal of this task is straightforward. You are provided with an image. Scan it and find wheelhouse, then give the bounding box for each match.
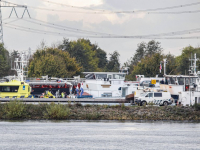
[83,72,126,80]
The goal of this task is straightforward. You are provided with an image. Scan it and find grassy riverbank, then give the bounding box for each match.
[0,100,200,121]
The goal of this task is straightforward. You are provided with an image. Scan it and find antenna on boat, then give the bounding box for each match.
[11,50,30,81]
[189,53,199,76]
[163,59,168,75]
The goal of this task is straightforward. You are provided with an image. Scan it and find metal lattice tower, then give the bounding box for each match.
[0,1,3,43]
[0,0,30,44]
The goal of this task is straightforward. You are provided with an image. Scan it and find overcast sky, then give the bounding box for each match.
[2,0,200,65]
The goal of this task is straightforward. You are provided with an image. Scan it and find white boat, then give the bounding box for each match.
[160,53,200,106]
[160,74,200,106]
[80,72,139,98]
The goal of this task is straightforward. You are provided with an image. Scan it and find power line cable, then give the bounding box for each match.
[27,6,200,14]
[3,17,115,36]
[3,17,200,39]
[1,0,27,8]
[22,18,116,36]
[4,25,65,36]
[4,0,200,14]
[39,0,200,13]
[26,5,200,14]
[25,18,200,36]
[5,25,200,39]
[3,18,20,24]
[3,14,200,38]
[2,18,11,21]
[148,10,200,14]
[4,22,200,39]
[40,0,103,11]
[4,24,85,37]
[27,6,107,14]
[18,18,200,37]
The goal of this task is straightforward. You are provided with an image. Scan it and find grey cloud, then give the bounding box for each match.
[2,0,200,65]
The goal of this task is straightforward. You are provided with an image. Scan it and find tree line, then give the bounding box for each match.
[0,39,200,79]
[125,41,200,80]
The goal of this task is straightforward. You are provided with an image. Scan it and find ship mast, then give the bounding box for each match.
[189,53,199,76]
[12,51,30,81]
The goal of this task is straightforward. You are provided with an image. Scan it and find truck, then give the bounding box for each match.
[135,91,172,106]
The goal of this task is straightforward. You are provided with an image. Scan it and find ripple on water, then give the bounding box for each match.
[0,121,200,150]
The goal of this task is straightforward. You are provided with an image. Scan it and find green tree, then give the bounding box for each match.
[58,38,70,51]
[128,53,163,80]
[28,48,81,77]
[145,40,162,57]
[59,38,99,72]
[9,50,19,75]
[89,42,108,70]
[127,40,162,73]
[175,46,200,75]
[131,42,146,66]
[164,53,177,75]
[0,44,10,77]
[127,42,146,74]
[106,51,120,72]
[95,48,107,70]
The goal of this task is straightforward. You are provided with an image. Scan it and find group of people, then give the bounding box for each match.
[160,78,169,85]
[61,85,84,98]
[30,84,84,98]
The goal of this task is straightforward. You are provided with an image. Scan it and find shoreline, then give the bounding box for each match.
[1,100,200,121]
[1,119,200,123]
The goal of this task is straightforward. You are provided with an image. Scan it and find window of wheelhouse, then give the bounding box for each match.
[169,77,175,84]
[85,73,96,79]
[96,74,107,79]
[108,75,112,79]
[185,78,196,85]
[185,78,190,91]
[185,78,189,85]
[0,86,19,92]
[113,74,125,79]
[190,78,196,85]
[177,78,184,85]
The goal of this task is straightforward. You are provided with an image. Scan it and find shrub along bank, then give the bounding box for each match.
[0,100,200,121]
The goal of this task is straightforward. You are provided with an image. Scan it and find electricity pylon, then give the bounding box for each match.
[0,0,31,43]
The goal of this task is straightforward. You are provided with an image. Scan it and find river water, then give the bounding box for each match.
[0,121,200,150]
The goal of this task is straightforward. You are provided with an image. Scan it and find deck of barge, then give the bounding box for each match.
[0,98,129,103]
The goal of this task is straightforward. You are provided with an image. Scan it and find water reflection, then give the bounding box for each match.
[0,121,200,150]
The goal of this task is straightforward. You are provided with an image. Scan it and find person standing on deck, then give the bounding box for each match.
[76,86,79,97]
[61,92,65,98]
[80,84,84,97]
[160,79,164,84]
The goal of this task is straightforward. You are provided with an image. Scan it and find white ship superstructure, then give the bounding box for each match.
[80,72,139,98]
[160,53,200,106]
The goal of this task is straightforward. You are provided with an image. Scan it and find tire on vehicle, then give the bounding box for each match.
[163,101,168,106]
[140,101,147,106]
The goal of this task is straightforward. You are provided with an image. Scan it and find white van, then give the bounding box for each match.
[135,92,172,106]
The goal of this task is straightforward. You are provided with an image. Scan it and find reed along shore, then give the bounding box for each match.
[1,100,200,121]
